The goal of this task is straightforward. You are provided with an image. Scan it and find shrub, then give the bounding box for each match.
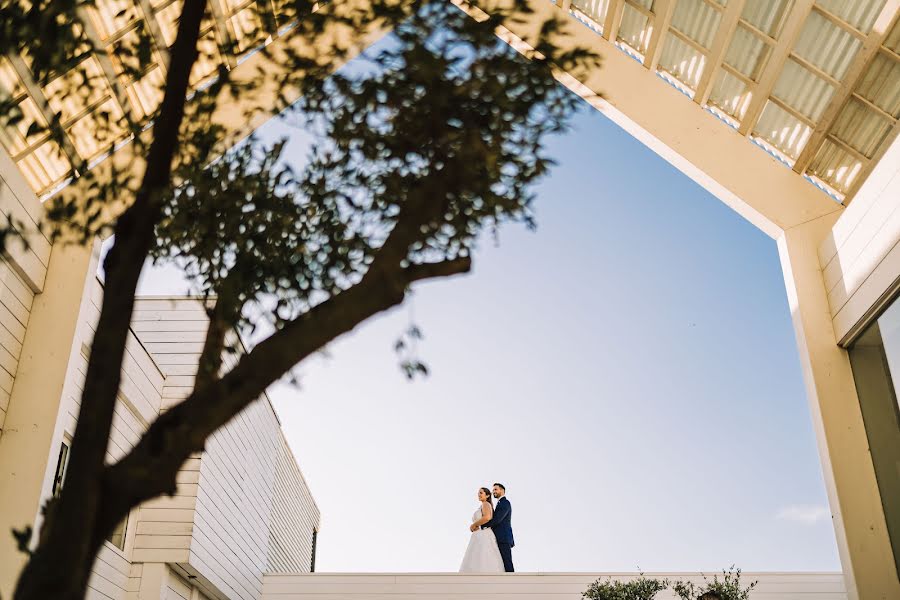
[583,574,669,600]
[671,567,758,600]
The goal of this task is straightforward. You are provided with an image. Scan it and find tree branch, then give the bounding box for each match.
[100,228,472,524]
[405,257,472,283]
[196,270,245,390]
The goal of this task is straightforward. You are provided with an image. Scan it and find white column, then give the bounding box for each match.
[137,563,169,600]
[0,239,100,598]
[778,213,900,600]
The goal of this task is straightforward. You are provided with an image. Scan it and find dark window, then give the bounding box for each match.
[107,517,127,551]
[51,441,69,497]
[310,529,318,573]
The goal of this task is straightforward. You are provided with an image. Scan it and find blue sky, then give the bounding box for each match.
[263,92,839,570]
[136,42,841,573]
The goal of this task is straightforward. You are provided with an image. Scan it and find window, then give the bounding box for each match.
[52,437,128,550]
[51,441,69,497]
[848,296,900,580]
[107,516,128,551]
[310,529,317,573]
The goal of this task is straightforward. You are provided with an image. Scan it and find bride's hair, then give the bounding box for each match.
[480,487,493,508]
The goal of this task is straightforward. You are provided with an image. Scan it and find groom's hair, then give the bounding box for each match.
[493,483,506,491]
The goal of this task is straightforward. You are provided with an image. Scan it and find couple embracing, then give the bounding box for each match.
[459,483,514,573]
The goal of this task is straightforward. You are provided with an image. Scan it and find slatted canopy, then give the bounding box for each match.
[569,0,900,201]
[1,0,898,204]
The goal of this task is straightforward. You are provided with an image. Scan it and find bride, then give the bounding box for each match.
[459,487,505,573]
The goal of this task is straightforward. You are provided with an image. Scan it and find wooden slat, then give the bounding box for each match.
[738,0,817,136]
[5,54,81,168]
[643,0,674,71]
[602,0,625,42]
[793,1,900,174]
[694,0,747,105]
[76,7,136,125]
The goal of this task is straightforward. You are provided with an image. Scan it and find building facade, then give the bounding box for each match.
[0,145,320,598]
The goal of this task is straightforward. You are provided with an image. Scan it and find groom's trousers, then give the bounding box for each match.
[497,542,514,572]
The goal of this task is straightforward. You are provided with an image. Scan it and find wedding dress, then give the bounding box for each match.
[459,506,505,573]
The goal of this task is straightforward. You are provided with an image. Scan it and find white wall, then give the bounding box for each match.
[819,135,900,343]
[0,259,34,433]
[261,572,847,600]
[12,289,319,600]
[0,145,50,293]
[44,278,167,600]
[0,145,47,437]
[130,297,321,600]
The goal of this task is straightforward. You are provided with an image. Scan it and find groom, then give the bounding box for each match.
[480,482,514,572]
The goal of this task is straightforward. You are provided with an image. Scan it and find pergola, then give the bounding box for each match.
[1,0,897,204]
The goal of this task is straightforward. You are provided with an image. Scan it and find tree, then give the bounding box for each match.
[0,0,597,597]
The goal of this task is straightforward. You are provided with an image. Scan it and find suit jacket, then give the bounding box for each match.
[483,497,514,546]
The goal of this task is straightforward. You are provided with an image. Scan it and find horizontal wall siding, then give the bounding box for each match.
[167,569,193,600]
[262,573,847,600]
[86,545,132,600]
[62,280,167,600]
[132,453,201,565]
[130,298,207,568]
[0,146,50,292]
[0,258,34,435]
[819,136,900,341]
[131,296,320,600]
[267,428,319,574]
[132,298,210,411]
[189,394,319,600]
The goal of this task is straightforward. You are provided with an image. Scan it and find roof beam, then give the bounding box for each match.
[602,0,624,43]
[208,0,238,69]
[75,8,137,125]
[642,0,674,71]
[54,0,401,224]
[53,0,843,238]
[793,0,900,175]
[5,54,81,169]
[738,0,816,136]
[135,0,171,72]
[693,0,746,106]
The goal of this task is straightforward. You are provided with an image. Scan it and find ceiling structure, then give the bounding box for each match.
[0,0,268,196]
[0,0,898,204]
[567,0,900,201]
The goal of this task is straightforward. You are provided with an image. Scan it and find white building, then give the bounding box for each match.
[0,142,321,598]
[0,0,898,599]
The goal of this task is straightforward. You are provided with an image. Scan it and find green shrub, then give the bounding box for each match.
[671,567,758,600]
[583,574,668,600]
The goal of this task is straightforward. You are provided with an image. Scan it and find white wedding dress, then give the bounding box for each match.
[459,506,505,573]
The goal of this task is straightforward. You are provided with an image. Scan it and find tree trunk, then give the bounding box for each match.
[11,3,207,599]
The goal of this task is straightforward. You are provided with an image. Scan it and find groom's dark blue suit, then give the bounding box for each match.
[483,496,514,572]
